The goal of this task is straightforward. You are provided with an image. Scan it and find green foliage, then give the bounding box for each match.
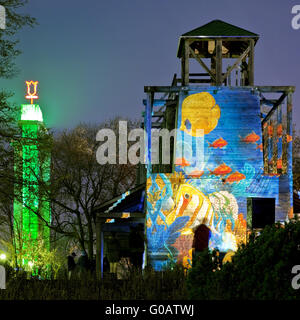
[0,0,37,79]
[3,235,63,279]
[186,220,300,300]
[186,249,220,300]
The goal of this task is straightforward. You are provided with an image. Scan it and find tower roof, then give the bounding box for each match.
[182,20,259,38]
[177,20,259,57]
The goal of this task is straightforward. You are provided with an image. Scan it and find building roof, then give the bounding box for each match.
[181,20,259,38]
[92,183,145,220]
[177,20,259,58]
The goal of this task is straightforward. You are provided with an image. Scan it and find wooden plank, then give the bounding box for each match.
[222,46,250,82]
[144,85,295,93]
[257,86,295,93]
[216,40,222,86]
[268,119,274,174]
[96,212,145,218]
[180,36,259,42]
[272,115,278,174]
[287,92,293,175]
[262,93,286,125]
[189,73,211,76]
[189,44,216,82]
[152,112,165,117]
[248,39,255,85]
[277,105,283,174]
[182,40,190,85]
[146,92,153,169]
[263,122,268,174]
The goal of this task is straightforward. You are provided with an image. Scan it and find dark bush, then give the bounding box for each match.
[186,220,300,300]
[0,265,187,300]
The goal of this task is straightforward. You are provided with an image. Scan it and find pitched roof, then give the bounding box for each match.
[177,20,259,58]
[181,20,259,38]
[92,183,145,219]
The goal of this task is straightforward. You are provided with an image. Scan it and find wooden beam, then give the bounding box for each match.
[216,40,222,86]
[144,85,295,93]
[262,93,286,125]
[181,36,259,42]
[96,212,145,219]
[222,46,250,82]
[182,40,190,86]
[256,86,295,93]
[152,112,165,117]
[248,39,255,85]
[263,122,268,174]
[287,92,293,175]
[146,92,153,169]
[189,45,216,82]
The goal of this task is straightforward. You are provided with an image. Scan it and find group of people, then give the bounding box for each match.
[67,250,93,279]
[68,223,229,279]
[105,224,144,278]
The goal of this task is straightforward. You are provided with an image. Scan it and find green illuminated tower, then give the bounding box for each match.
[13,81,51,267]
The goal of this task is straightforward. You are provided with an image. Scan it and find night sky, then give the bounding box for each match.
[1,0,299,130]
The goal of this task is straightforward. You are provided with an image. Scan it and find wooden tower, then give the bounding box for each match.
[143,20,295,270]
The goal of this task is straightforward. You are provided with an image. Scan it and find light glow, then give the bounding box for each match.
[21,104,43,122]
[0,253,6,260]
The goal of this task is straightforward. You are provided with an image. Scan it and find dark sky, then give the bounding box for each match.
[1,0,300,130]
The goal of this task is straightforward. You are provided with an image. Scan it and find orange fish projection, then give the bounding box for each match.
[277,158,282,169]
[267,173,280,177]
[240,131,260,144]
[208,137,227,149]
[287,135,293,143]
[224,171,246,184]
[267,125,273,137]
[262,172,280,177]
[256,143,263,151]
[188,170,204,178]
[175,157,191,167]
[277,124,282,138]
[209,163,232,176]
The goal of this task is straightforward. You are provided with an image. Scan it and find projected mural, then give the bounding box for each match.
[146,89,292,270]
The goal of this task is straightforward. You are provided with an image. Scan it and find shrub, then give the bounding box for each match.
[186,220,300,300]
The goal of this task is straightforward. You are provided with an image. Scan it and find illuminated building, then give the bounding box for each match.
[94,20,294,274]
[13,81,51,267]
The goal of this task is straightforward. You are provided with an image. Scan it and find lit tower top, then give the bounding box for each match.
[21,80,43,122]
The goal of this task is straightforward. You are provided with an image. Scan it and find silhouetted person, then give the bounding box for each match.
[129,224,144,269]
[107,232,120,275]
[103,256,110,273]
[67,252,76,279]
[77,251,89,278]
[192,224,211,266]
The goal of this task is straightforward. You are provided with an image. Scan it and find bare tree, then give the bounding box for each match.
[47,118,139,259]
